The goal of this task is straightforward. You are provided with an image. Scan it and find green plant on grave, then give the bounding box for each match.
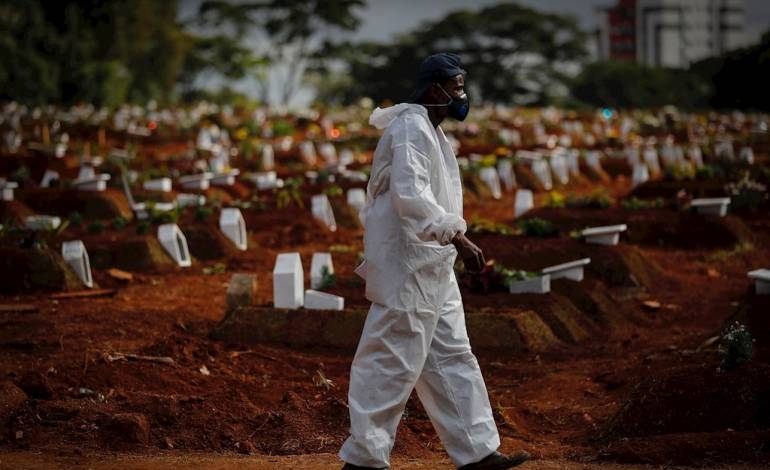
[195,205,214,222]
[275,177,304,209]
[725,173,768,213]
[136,220,151,235]
[111,216,127,231]
[516,218,557,238]
[719,321,754,370]
[87,220,105,234]
[272,119,295,137]
[9,165,29,184]
[68,212,83,228]
[566,189,615,209]
[695,164,720,181]
[620,196,665,210]
[318,265,337,290]
[494,264,539,283]
[202,263,226,275]
[663,163,695,181]
[467,216,513,235]
[542,191,566,208]
[324,184,343,198]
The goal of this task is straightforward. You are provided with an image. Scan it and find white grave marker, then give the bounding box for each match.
[581,224,627,246]
[496,159,516,191]
[549,153,569,185]
[143,178,172,192]
[625,148,640,166]
[261,144,275,170]
[714,140,734,160]
[643,148,661,174]
[157,223,192,267]
[219,208,247,251]
[273,253,304,309]
[0,180,18,201]
[178,172,212,190]
[211,169,239,186]
[585,151,603,172]
[311,194,337,232]
[739,147,754,164]
[318,143,337,164]
[531,159,552,190]
[310,252,334,290]
[566,149,580,176]
[479,167,502,199]
[304,290,344,310]
[632,163,649,188]
[176,193,206,208]
[747,269,770,295]
[61,240,93,288]
[299,141,317,165]
[687,145,703,168]
[251,171,283,190]
[347,188,366,213]
[690,197,730,217]
[339,149,355,166]
[541,258,591,282]
[514,189,534,218]
[40,170,60,188]
[25,215,61,231]
[508,274,550,294]
[73,173,110,192]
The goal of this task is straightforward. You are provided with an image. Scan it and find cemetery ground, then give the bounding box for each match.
[2,179,770,470]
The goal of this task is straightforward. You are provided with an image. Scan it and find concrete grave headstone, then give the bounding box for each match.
[176,193,206,208]
[531,159,553,190]
[299,141,317,165]
[311,194,337,232]
[310,252,334,290]
[643,148,661,174]
[748,269,770,295]
[549,153,569,185]
[581,224,627,246]
[632,163,649,188]
[318,143,338,164]
[347,188,366,213]
[625,148,640,166]
[508,274,550,294]
[143,178,172,192]
[219,208,247,251]
[40,170,60,188]
[339,149,355,166]
[514,189,534,218]
[178,172,212,190]
[691,197,730,217]
[211,169,239,186]
[0,179,18,201]
[714,140,735,160]
[251,171,283,190]
[585,151,603,172]
[566,149,580,176]
[25,215,61,231]
[273,252,304,309]
[541,258,591,282]
[304,290,344,310]
[739,147,754,164]
[157,223,192,267]
[61,240,93,288]
[261,144,275,170]
[479,167,502,199]
[495,159,515,191]
[687,145,703,167]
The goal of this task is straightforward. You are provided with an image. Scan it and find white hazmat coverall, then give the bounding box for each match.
[339,104,500,468]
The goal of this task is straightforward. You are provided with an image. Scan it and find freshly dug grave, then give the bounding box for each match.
[597,359,770,465]
[520,207,758,250]
[16,188,132,220]
[0,246,84,294]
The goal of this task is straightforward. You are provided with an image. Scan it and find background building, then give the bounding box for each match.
[597,0,747,67]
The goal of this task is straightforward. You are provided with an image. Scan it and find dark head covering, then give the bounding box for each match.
[407,52,467,103]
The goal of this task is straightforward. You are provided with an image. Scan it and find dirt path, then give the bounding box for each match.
[0,452,766,470]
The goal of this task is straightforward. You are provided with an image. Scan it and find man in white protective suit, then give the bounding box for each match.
[339,53,531,470]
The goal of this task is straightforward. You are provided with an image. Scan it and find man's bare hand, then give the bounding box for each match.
[452,232,485,274]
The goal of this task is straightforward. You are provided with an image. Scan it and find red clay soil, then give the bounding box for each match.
[1,181,770,467]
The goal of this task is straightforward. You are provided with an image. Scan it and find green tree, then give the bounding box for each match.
[312,2,587,105]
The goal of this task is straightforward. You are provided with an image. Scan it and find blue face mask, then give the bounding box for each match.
[425,83,470,121]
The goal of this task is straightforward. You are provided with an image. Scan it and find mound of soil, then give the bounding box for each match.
[630,179,728,200]
[602,361,770,439]
[182,225,240,261]
[522,207,754,250]
[86,236,178,272]
[0,247,83,293]
[17,188,132,220]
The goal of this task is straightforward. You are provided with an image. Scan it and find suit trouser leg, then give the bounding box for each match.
[414,273,500,467]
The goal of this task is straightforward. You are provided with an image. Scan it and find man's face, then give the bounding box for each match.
[426,74,465,105]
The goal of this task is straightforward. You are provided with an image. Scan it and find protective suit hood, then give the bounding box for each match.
[368,103,426,130]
